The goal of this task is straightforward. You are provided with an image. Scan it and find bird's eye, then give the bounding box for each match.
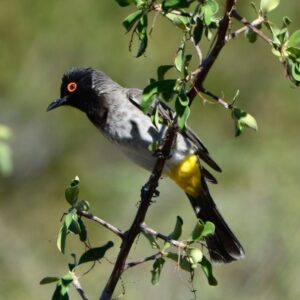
[67,82,77,93]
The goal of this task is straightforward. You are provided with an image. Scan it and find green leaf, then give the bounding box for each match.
[61,273,73,286]
[282,16,292,27]
[68,218,81,235]
[250,2,259,14]
[166,252,191,272]
[189,220,205,242]
[245,28,258,43]
[136,15,148,57]
[151,257,165,285]
[201,221,215,238]
[260,0,280,13]
[157,65,173,81]
[205,27,213,40]
[52,284,68,300]
[123,10,143,32]
[76,200,90,212]
[290,62,300,83]
[168,216,183,240]
[0,142,13,177]
[207,0,219,14]
[183,54,192,78]
[163,216,183,251]
[51,273,73,300]
[287,30,300,48]
[177,106,190,129]
[178,92,189,106]
[192,17,203,45]
[162,0,194,10]
[78,218,87,242]
[175,97,190,129]
[150,104,160,128]
[40,277,60,285]
[164,13,190,30]
[202,0,219,26]
[189,220,215,242]
[232,108,258,137]
[141,79,177,112]
[65,177,80,206]
[142,231,160,249]
[175,42,185,72]
[78,241,114,265]
[287,47,300,59]
[200,256,218,286]
[57,223,67,254]
[64,212,72,229]
[115,0,134,7]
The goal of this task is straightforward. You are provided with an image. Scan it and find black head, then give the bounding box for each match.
[47,67,100,113]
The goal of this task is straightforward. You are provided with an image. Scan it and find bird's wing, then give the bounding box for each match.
[126,88,221,182]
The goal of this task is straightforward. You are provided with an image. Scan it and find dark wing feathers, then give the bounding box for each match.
[126,88,221,176]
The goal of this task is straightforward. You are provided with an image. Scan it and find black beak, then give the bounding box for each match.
[47,97,68,112]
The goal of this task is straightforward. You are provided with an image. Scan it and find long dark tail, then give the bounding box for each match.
[186,180,245,264]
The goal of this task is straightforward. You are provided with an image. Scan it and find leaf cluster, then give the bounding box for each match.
[41,177,114,299]
[143,216,218,286]
[245,0,300,86]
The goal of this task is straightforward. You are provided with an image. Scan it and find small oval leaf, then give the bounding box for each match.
[57,223,67,254]
[123,10,143,32]
[200,256,218,286]
[78,241,114,265]
[151,257,165,285]
[260,0,280,13]
[40,277,60,285]
[287,30,300,48]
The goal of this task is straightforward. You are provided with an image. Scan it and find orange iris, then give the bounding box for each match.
[67,82,77,93]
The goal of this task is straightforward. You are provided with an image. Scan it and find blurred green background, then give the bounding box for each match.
[1,1,300,299]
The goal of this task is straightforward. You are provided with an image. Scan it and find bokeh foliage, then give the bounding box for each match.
[1,0,300,299]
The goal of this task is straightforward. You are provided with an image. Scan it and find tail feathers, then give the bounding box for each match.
[186,183,245,264]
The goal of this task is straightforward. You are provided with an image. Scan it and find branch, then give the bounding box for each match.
[198,87,232,109]
[72,274,89,300]
[78,210,125,239]
[100,120,178,300]
[125,252,162,270]
[231,10,273,46]
[187,0,237,103]
[140,223,187,249]
[226,15,265,42]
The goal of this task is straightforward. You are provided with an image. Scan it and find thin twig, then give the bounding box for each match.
[230,9,273,46]
[199,87,232,109]
[125,252,162,270]
[140,223,187,249]
[78,210,125,239]
[226,15,265,42]
[72,274,89,300]
[191,36,203,65]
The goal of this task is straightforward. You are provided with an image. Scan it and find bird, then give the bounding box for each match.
[47,67,245,263]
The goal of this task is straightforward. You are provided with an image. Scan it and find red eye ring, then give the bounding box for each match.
[67,82,77,93]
